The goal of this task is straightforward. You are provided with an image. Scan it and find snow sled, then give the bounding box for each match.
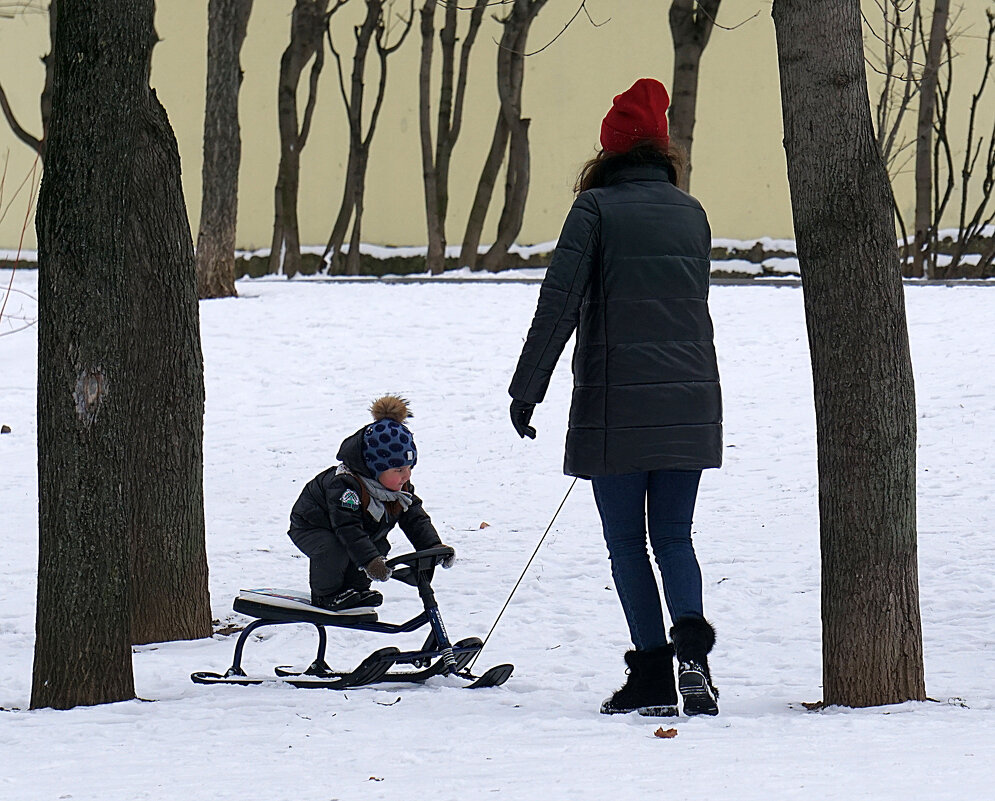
[191,546,513,690]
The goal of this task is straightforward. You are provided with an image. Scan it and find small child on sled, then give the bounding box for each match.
[288,395,453,611]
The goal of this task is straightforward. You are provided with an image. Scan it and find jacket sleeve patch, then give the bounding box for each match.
[340,489,361,511]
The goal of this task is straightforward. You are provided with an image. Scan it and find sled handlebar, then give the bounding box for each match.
[385,546,455,587]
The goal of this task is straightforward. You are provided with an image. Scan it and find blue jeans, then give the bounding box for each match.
[591,470,703,651]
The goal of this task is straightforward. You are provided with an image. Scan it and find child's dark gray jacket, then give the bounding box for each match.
[287,427,442,568]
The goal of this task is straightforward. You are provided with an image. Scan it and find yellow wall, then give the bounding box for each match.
[1,1,992,253]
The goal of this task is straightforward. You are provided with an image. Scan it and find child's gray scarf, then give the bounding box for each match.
[336,464,413,521]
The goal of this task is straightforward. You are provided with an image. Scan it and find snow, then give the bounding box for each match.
[1,269,994,800]
[234,241,561,263]
[712,236,797,253]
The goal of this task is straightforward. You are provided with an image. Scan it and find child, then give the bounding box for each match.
[288,395,453,611]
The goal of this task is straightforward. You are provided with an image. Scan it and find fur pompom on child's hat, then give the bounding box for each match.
[369,394,410,423]
[363,395,417,477]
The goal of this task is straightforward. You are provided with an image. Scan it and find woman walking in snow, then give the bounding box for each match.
[509,78,721,717]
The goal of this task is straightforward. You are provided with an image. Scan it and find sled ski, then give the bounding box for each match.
[193,547,513,691]
[191,647,400,689]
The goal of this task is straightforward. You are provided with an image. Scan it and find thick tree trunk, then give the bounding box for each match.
[772,0,924,708]
[911,0,950,279]
[34,0,209,707]
[668,0,720,192]
[196,0,253,299]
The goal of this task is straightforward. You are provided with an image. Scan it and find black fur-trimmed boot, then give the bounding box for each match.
[600,644,679,717]
[671,616,719,716]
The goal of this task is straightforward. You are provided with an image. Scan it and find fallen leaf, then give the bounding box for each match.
[479,521,490,528]
[654,727,678,739]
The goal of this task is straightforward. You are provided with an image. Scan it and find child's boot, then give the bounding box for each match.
[600,644,679,717]
[313,588,383,611]
[671,616,719,716]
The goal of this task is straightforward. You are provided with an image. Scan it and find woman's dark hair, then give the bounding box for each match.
[574,141,684,195]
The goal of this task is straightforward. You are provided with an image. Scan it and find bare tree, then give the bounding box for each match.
[668,0,720,192]
[931,9,995,279]
[34,0,209,707]
[864,0,922,256]
[268,0,336,277]
[418,0,486,275]
[0,1,54,158]
[772,0,924,708]
[460,0,547,272]
[910,0,950,278]
[323,0,414,275]
[196,0,253,299]
[867,0,921,179]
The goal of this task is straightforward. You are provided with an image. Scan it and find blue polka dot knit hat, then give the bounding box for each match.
[362,395,418,477]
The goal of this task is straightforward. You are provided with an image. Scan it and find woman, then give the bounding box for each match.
[509,78,721,717]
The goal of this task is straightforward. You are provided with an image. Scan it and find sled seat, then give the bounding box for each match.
[233,588,378,625]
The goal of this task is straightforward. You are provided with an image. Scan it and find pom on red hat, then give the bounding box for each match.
[599,78,671,154]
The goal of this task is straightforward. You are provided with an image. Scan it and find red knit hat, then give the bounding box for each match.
[599,78,671,154]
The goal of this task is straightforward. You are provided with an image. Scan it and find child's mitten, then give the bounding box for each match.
[363,556,393,582]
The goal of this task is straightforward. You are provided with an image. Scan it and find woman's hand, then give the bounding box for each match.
[510,399,537,439]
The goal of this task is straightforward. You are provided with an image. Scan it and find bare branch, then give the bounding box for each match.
[326,16,352,118]
[693,1,757,32]
[493,0,597,58]
[297,40,325,150]
[0,81,43,156]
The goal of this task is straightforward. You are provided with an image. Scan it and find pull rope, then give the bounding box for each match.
[466,477,578,672]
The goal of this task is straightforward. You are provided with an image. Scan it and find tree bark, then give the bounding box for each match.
[196,0,253,299]
[269,0,330,277]
[668,0,720,192]
[459,110,509,269]
[34,0,209,707]
[419,0,445,274]
[772,0,924,708]
[912,0,949,279]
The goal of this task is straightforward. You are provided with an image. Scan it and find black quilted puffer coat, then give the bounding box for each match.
[509,164,722,477]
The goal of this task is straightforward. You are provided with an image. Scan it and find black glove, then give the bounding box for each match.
[440,546,456,569]
[510,399,536,439]
[362,556,392,582]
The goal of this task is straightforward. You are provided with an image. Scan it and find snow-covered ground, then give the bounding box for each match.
[1,269,993,800]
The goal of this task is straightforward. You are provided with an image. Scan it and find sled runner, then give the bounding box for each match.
[191,546,513,690]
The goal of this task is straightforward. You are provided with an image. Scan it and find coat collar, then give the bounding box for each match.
[604,164,672,187]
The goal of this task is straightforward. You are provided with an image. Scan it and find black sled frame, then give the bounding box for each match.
[191,546,513,690]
